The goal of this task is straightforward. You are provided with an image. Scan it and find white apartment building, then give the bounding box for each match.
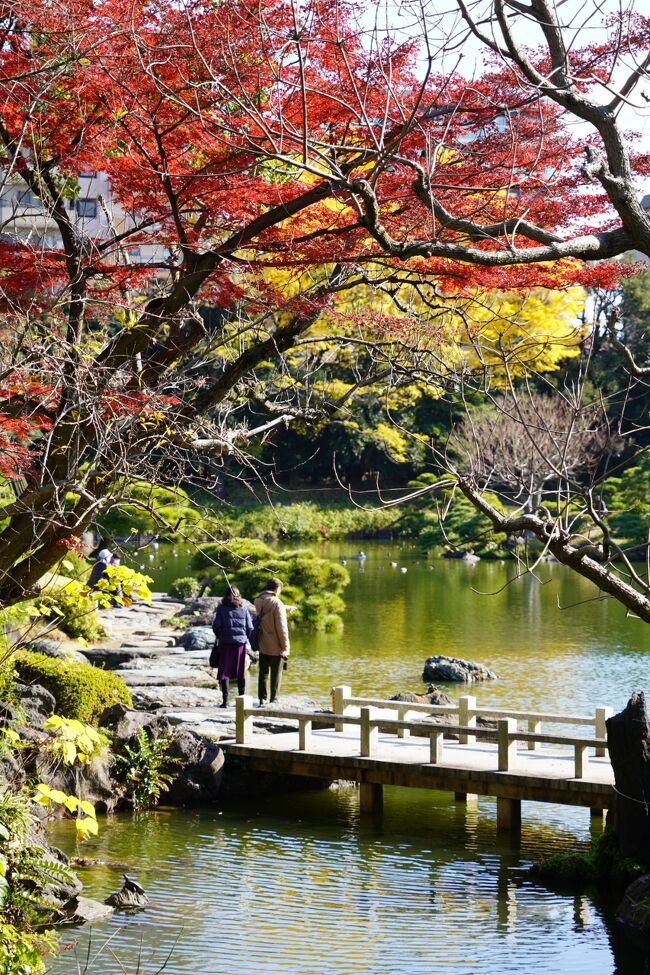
[0,171,163,268]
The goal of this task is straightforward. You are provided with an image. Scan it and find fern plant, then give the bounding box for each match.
[113,728,177,809]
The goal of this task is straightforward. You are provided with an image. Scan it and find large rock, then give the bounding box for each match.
[178,597,222,626]
[617,874,650,934]
[177,626,215,653]
[164,729,224,804]
[65,896,115,924]
[391,688,454,707]
[34,751,118,813]
[99,703,172,746]
[24,639,88,664]
[14,682,56,727]
[607,692,650,868]
[0,753,26,790]
[422,655,497,683]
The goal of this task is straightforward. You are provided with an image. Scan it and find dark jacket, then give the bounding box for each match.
[212,603,254,646]
[88,558,109,588]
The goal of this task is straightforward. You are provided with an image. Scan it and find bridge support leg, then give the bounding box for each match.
[496,797,521,832]
[454,792,477,805]
[360,783,383,815]
[590,807,607,822]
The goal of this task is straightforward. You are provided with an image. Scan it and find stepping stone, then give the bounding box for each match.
[131,686,222,709]
[117,668,219,688]
[84,646,172,668]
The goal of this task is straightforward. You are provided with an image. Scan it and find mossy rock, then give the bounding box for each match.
[14,651,132,724]
[531,851,595,887]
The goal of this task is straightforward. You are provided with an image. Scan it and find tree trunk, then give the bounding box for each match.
[606,692,650,868]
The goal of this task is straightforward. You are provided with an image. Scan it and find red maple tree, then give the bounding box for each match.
[0,0,647,611]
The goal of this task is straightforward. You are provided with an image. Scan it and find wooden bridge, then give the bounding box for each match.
[221,687,615,830]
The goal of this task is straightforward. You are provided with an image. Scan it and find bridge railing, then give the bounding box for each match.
[331,686,612,757]
[234,694,610,780]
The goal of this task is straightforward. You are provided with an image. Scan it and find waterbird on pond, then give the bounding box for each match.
[400,567,408,573]
[390,562,397,568]
[339,557,347,565]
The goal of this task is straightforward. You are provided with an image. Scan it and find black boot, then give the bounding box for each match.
[220,680,229,708]
[237,678,246,696]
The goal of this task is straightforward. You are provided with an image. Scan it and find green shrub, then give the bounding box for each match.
[532,851,595,886]
[533,829,645,891]
[192,538,275,572]
[591,828,645,886]
[218,501,399,541]
[168,576,201,600]
[34,585,105,642]
[0,922,56,975]
[13,652,131,724]
[197,541,350,629]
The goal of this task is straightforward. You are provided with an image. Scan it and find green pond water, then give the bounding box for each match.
[48,542,650,975]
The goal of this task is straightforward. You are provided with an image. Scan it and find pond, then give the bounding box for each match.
[50,542,650,975]
[132,539,650,713]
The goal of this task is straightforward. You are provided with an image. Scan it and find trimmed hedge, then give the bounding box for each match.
[14,651,132,724]
[168,576,201,600]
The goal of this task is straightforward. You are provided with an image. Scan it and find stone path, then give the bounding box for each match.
[88,594,319,740]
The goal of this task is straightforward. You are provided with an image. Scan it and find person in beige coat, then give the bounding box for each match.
[254,577,290,705]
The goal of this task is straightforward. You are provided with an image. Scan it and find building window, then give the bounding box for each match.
[76,198,97,219]
[16,189,41,208]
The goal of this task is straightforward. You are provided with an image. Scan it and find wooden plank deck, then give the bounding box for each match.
[220,691,616,826]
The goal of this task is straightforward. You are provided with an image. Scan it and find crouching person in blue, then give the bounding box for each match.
[212,586,255,708]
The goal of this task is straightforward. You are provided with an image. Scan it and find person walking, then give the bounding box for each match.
[212,586,255,708]
[88,549,112,588]
[254,577,290,707]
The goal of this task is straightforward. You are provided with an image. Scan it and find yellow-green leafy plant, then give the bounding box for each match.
[32,784,98,841]
[93,565,153,607]
[43,715,108,766]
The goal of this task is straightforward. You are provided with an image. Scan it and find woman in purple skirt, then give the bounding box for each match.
[212,586,255,707]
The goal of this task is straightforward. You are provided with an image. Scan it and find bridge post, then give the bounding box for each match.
[236,695,253,744]
[429,730,443,764]
[527,719,541,750]
[333,685,351,732]
[496,797,521,832]
[360,783,383,815]
[595,706,613,757]
[299,717,312,751]
[360,707,378,757]
[574,743,588,779]
[498,718,517,771]
[397,705,409,739]
[459,695,476,745]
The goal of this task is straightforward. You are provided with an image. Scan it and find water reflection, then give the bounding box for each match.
[46,786,650,975]
[69,542,650,975]
[139,540,649,716]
